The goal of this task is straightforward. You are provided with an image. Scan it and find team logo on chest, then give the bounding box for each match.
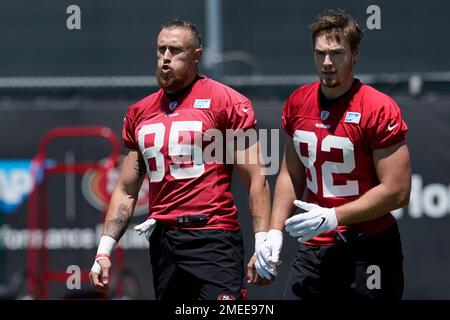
[320,111,330,121]
[169,101,178,111]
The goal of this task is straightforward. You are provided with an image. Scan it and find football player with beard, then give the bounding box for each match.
[89,20,271,300]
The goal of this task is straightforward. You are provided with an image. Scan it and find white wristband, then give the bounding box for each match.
[97,235,117,256]
[91,236,116,274]
[254,231,267,251]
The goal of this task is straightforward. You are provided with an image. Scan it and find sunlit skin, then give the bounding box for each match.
[156,27,202,93]
[313,34,359,100]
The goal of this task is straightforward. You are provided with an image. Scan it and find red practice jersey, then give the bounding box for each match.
[282,79,408,245]
[123,76,256,230]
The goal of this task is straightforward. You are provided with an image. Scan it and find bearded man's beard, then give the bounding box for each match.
[156,69,183,91]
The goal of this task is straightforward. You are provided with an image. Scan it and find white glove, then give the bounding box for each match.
[134,218,157,241]
[254,231,267,252]
[255,229,283,280]
[253,232,268,279]
[285,200,338,242]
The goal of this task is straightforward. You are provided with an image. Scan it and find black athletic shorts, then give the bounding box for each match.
[149,223,246,300]
[283,222,404,300]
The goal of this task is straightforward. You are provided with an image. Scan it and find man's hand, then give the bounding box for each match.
[285,200,338,242]
[134,218,157,241]
[255,229,283,280]
[89,255,112,291]
[246,254,273,286]
[89,235,116,291]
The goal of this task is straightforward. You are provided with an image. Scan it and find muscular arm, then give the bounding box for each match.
[335,142,412,225]
[102,150,146,240]
[270,137,306,231]
[235,141,271,233]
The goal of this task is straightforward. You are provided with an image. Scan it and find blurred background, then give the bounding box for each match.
[0,0,449,299]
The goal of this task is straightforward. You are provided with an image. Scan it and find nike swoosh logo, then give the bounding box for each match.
[388,123,399,131]
[242,107,250,113]
[315,217,326,231]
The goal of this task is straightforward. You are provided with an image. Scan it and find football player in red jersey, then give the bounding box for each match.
[89,20,271,300]
[255,10,411,299]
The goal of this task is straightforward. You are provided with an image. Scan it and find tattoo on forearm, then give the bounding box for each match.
[134,154,147,177]
[104,204,132,240]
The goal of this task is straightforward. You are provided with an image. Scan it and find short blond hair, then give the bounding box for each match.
[161,20,202,49]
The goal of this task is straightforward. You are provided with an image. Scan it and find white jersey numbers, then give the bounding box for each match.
[293,131,319,194]
[138,121,205,182]
[138,123,166,182]
[293,130,359,198]
[169,121,204,180]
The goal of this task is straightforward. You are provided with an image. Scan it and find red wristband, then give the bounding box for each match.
[95,253,111,259]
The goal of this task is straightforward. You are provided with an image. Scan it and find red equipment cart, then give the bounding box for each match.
[26,126,125,299]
